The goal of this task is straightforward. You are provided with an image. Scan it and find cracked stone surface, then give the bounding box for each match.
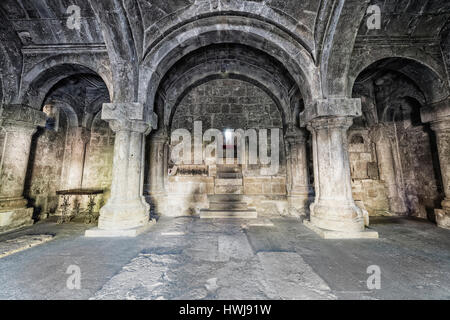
[0,234,54,258]
[0,216,450,300]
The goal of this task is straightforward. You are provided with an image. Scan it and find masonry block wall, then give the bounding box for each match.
[348,129,390,216]
[82,115,115,200]
[24,112,68,217]
[167,79,288,216]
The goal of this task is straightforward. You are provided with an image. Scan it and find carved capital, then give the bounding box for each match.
[308,116,354,132]
[101,102,157,135]
[108,119,151,134]
[368,123,395,143]
[430,116,450,134]
[421,99,450,128]
[150,129,170,144]
[300,98,362,126]
[0,104,46,130]
[284,124,307,145]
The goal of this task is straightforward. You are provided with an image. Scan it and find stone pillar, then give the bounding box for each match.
[149,130,169,195]
[66,127,91,190]
[285,125,311,216]
[85,103,157,237]
[421,101,450,229]
[0,104,46,232]
[301,98,378,238]
[431,119,450,228]
[369,123,407,215]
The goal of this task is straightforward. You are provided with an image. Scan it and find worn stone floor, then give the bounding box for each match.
[0,216,449,300]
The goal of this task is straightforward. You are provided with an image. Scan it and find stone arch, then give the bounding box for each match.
[156,43,297,131]
[143,2,315,58]
[45,99,80,129]
[165,73,289,132]
[349,52,449,104]
[380,96,424,125]
[139,15,321,116]
[19,55,112,109]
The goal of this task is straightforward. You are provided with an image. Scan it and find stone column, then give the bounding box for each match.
[149,130,169,195]
[0,104,46,232]
[285,125,311,216]
[431,119,450,228]
[86,103,157,236]
[66,127,91,190]
[421,101,450,228]
[301,98,377,238]
[369,123,407,215]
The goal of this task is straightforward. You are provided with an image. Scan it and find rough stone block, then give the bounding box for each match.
[304,220,379,239]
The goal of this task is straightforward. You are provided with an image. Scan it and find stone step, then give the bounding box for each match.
[214,185,243,194]
[217,172,242,179]
[208,194,244,202]
[217,165,241,173]
[209,201,249,210]
[215,178,243,186]
[199,209,258,219]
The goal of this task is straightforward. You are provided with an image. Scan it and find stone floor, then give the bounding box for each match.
[0,216,449,300]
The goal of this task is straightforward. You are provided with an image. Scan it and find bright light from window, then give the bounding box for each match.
[224,129,233,145]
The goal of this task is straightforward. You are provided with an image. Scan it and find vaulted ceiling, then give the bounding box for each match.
[0,0,448,105]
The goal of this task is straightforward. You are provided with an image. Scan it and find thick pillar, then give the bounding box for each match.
[285,125,311,216]
[85,103,157,237]
[369,123,407,215]
[301,98,378,238]
[65,127,91,190]
[421,101,450,229]
[0,104,46,232]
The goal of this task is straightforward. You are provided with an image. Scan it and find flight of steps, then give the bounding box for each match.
[200,165,257,219]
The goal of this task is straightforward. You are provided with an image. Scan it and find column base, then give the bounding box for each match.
[288,194,310,217]
[435,206,450,230]
[0,207,34,234]
[304,220,379,239]
[310,202,365,233]
[97,200,150,230]
[85,219,155,237]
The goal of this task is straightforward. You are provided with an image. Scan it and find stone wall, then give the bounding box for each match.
[348,129,389,215]
[171,79,286,179]
[396,121,443,219]
[0,128,4,166]
[24,112,68,217]
[82,113,115,201]
[172,79,283,132]
[348,122,443,219]
[166,79,288,216]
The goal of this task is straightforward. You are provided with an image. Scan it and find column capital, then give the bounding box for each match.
[284,124,307,144]
[0,104,46,131]
[307,115,354,131]
[150,129,170,143]
[430,118,450,133]
[101,102,158,135]
[421,98,450,130]
[368,123,395,143]
[300,98,362,126]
